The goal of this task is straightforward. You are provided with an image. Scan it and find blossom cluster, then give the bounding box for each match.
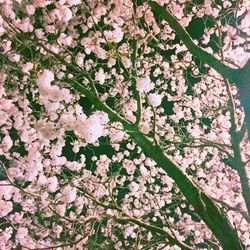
[0,0,249,249]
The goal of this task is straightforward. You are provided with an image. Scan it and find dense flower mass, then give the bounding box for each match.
[75,113,104,143]
[0,0,250,249]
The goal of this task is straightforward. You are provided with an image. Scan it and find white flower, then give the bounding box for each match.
[136,77,154,93]
[148,93,162,107]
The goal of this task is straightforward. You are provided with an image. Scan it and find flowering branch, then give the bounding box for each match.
[75,185,192,250]
[67,78,243,249]
[109,215,192,250]
[148,1,250,131]
[212,196,250,224]
[1,2,248,247]
[148,2,238,82]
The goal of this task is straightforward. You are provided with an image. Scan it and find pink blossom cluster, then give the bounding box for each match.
[0,0,249,249]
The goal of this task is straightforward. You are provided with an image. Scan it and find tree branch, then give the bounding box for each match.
[76,185,192,250]
[6,30,243,247]
[67,78,244,249]
[110,215,192,250]
[224,78,250,217]
[212,196,250,224]
[148,1,238,82]
[148,1,250,133]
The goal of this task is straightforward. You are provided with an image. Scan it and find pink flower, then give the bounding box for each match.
[96,154,111,175]
[58,6,73,22]
[47,176,58,192]
[57,33,73,46]
[56,204,66,216]
[2,135,13,151]
[62,185,77,203]
[22,62,33,74]
[0,227,13,246]
[104,27,124,43]
[9,53,20,63]
[34,0,51,8]
[26,5,35,15]
[0,181,17,200]
[121,57,132,68]
[140,165,148,177]
[54,225,63,238]
[123,159,136,175]
[0,200,13,217]
[108,58,116,68]
[37,69,54,89]
[16,227,28,241]
[37,174,47,186]
[148,93,162,107]
[136,77,154,92]
[67,0,81,6]
[95,69,106,85]
[76,114,103,143]
[76,53,85,66]
[129,181,139,194]
[124,226,135,238]
[35,28,45,39]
